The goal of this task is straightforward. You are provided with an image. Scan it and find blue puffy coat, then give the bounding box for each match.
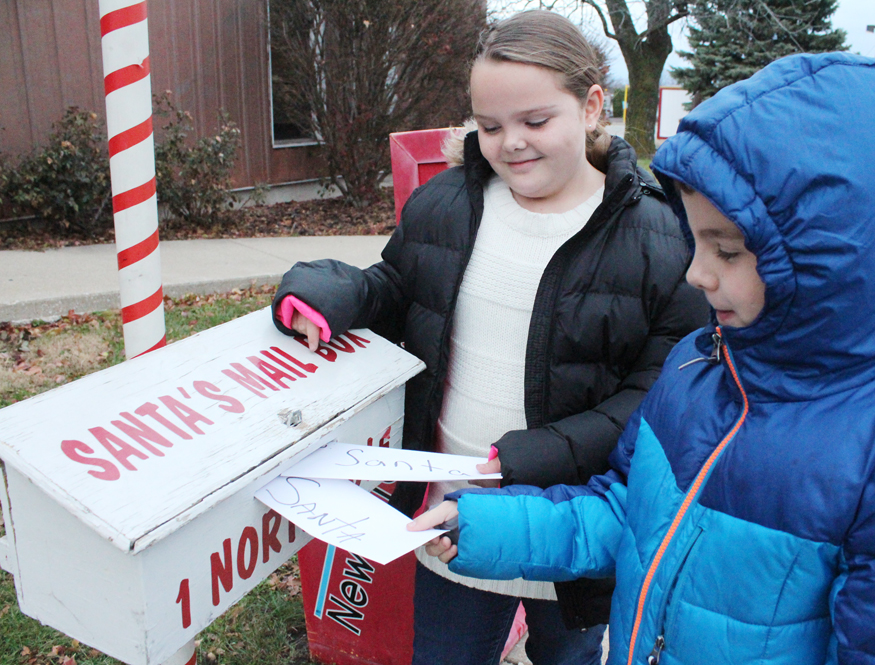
[447,53,875,664]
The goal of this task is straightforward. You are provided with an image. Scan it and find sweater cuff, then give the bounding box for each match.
[277,295,332,342]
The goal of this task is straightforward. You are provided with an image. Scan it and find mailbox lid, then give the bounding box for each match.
[0,308,423,552]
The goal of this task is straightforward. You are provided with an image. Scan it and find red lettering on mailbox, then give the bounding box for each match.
[221,363,279,398]
[294,336,337,362]
[246,356,298,388]
[260,350,307,378]
[60,439,120,481]
[176,579,192,629]
[89,426,150,470]
[158,396,215,435]
[268,346,318,374]
[113,412,174,453]
[263,510,282,563]
[209,510,294,607]
[135,401,193,440]
[193,380,245,413]
[326,337,355,353]
[344,331,371,348]
[210,538,234,606]
[237,527,258,580]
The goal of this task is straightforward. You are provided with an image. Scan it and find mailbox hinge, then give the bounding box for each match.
[278,408,303,427]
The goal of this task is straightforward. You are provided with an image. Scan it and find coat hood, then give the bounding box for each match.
[652,52,875,401]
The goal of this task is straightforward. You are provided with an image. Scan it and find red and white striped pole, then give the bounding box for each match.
[97,9,192,663]
[99,0,166,359]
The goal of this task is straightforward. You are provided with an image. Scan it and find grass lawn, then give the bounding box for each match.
[0,285,317,665]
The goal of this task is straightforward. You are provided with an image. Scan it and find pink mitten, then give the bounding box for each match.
[277,295,331,343]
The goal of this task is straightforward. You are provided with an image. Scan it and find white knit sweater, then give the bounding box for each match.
[415,175,604,599]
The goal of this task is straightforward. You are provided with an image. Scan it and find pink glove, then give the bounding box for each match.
[277,295,332,343]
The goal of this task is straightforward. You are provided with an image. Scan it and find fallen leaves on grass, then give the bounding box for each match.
[1,284,277,406]
[17,640,93,665]
[267,560,302,599]
[0,312,116,405]
[163,284,274,311]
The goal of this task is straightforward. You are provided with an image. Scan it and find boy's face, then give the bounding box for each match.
[682,190,766,328]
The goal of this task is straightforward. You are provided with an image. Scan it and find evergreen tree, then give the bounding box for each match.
[674,0,846,102]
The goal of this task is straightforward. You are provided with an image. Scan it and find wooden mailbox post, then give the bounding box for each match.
[0,308,423,665]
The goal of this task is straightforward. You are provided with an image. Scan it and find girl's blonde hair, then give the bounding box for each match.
[443,10,612,171]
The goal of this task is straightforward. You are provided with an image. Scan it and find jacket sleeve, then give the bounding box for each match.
[447,410,639,582]
[496,275,708,488]
[832,477,875,663]
[271,218,410,343]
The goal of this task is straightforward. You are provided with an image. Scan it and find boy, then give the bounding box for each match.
[410,52,875,663]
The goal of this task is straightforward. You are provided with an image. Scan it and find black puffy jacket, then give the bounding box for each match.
[273,132,707,627]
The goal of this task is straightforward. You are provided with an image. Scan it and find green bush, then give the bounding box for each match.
[153,92,242,227]
[0,95,242,238]
[0,108,112,236]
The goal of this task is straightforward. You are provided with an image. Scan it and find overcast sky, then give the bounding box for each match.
[491,0,875,85]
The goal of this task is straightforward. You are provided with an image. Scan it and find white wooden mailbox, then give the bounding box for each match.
[0,308,424,665]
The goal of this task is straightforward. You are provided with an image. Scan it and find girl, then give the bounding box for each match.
[272,10,706,665]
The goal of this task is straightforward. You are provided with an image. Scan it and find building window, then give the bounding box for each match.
[268,0,317,147]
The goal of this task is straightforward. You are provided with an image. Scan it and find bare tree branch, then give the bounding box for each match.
[575,0,680,155]
[270,0,485,207]
[579,0,618,39]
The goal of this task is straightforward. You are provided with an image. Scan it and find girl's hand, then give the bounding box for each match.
[470,455,501,488]
[407,501,460,564]
[275,295,328,352]
[291,310,322,352]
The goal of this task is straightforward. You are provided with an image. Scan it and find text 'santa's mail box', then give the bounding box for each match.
[0,307,424,665]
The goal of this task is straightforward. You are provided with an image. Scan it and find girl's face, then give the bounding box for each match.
[683,190,766,328]
[470,59,603,214]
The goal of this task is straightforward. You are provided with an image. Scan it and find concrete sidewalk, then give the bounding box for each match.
[0,236,389,323]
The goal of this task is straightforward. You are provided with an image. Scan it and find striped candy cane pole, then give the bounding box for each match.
[99,0,166,359]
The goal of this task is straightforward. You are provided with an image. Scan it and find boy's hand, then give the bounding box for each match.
[291,310,322,352]
[470,456,501,488]
[407,501,460,564]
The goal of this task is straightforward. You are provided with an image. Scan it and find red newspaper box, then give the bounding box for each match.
[300,540,416,665]
[299,482,415,665]
[298,128,527,665]
[388,128,454,223]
